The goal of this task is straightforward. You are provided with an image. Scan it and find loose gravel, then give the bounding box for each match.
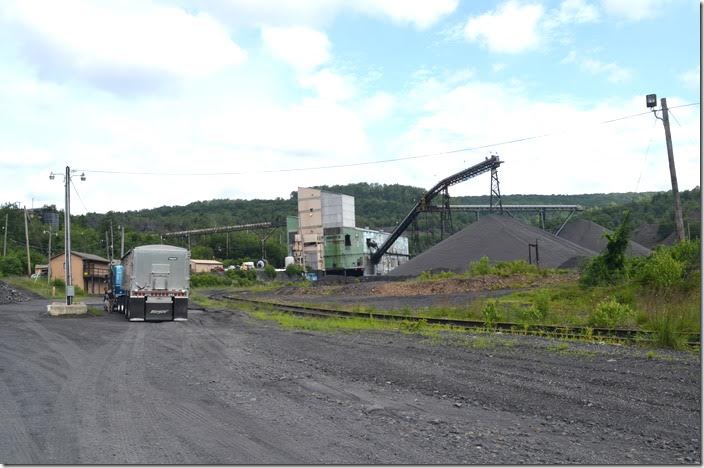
[0,296,699,464]
[0,280,32,304]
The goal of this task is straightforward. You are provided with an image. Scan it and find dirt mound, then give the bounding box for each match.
[388,215,597,277]
[557,218,651,257]
[0,281,32,304]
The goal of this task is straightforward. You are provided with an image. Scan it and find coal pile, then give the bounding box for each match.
[557,218,651,257]
[632,223,676,249]
[0,281,32,304]
[388,215,597,277]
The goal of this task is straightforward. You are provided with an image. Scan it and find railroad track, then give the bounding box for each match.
[214,294,701,346]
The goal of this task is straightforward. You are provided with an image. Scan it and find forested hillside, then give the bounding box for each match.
[0,183,699,274]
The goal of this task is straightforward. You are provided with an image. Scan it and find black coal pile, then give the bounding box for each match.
[556,218,651,257]
[632,223,677,249]
[388,215,597,277]
[0,281,32,304]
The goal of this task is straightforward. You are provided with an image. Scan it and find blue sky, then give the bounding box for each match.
[0,0,699,214]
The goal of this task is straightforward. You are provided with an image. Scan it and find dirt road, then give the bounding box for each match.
[0,298,700,464]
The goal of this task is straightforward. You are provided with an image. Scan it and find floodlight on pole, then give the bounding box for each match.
[49,167,86,305]
[646,93,657,109]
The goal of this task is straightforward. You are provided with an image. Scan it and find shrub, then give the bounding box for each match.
[264,264,277,280]
[189,273,231,288]
[532,289,550,319]
[580,212,631,287]
[635,249,684,294]
[493,260,537,277]
[285,263,305,277]
[468,256,491,276]
[669,239,700,276]
[588,298,633,328]
[0,254,24,277]
[226,268,257,287]
[51,278,66,288]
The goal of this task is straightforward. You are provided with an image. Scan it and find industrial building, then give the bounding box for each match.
[288,187,409,276]
[49,251,110,294]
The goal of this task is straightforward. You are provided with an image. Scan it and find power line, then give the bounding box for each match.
[76,102,700,177]
[70,178,89,213]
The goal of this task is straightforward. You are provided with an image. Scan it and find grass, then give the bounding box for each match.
[3,276,86,299]
[87,305,103,317]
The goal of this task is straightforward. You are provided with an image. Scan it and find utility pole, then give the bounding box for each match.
[24,207,31,276]
[660,98,686,243]
[105,231,110,261]
[647,94,685,243]
[50,166,84,305]
[64,166,73,305]
[120,225,125,258]
[47,226,52,285]
[109,221,114,261]
[3,213,7,256]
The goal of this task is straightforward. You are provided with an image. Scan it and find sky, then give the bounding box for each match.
[0,0,700,215]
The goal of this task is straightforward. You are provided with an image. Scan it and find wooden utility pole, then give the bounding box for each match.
[105,231,110,261]
[24,207,31,276]
[120,225,125,258]
[660,98,686,243]
[3,213,7,256]
[47,226,52,285]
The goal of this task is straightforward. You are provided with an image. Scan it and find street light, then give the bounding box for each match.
[646,93,657,109]
[49,167,86,305]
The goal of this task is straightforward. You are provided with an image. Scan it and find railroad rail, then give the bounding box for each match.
[215,294,701,346]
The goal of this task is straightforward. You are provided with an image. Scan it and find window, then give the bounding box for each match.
[344,234,351,247]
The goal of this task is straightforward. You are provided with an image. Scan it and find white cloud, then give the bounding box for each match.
[360,92,396,122]
[298,69,356,102]
[555,0,600,24]
[261,26,331,71]
[600,0,663,21]
[464,1,545,53]
[679,66,700,89]
[0,1,246,93]
[562,50,632,83]
[354,0,458,29]
[388,74,700,197]
[206,0,457,29]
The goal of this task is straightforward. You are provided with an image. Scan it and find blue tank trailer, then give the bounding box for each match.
[105,244,190,321]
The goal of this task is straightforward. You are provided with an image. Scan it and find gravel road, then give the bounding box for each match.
[0,298,700,464]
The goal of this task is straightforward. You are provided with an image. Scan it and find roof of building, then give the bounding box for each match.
[51,251,109,263]
[190,259,223,264]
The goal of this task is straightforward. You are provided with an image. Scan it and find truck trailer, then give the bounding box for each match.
[116,244,190,322]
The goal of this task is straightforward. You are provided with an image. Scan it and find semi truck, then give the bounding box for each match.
[110,244,190,321]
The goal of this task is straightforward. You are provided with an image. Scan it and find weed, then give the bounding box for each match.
[547,342,569,352]
[468,256,491,276]
[471,336,495,350]
[483,301,499,329]
[588,298,634,328]
[399,319,427,334]
[646,350,656,360]
[651,315,688,350]
[87,305,103,317]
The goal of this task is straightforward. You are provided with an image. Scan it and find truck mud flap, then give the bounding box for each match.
[127,297,145,321]
[145,297,173,321]
[174,297,188,321]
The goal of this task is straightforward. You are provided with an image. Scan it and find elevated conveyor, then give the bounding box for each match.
[370,155,503,266]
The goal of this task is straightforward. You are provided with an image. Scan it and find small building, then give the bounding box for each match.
[34,264,49,276]
[49,251,110,295]
[190,259,224,273]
